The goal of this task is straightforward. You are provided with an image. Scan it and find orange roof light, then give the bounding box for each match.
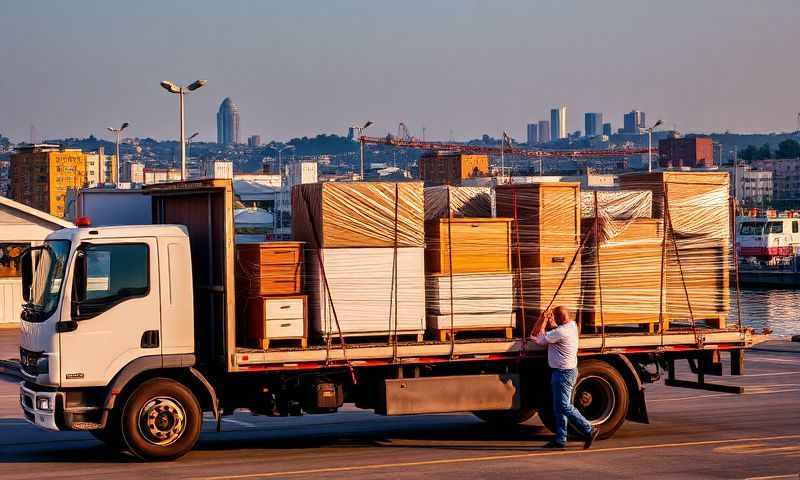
[75,216,92,227]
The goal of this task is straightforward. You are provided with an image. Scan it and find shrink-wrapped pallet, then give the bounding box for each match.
[424,185,493,220]
[495,183,581,329]
[616,171,731,327]
[305,247,426,337]
[292,182,424,248]
[580,218,665,329]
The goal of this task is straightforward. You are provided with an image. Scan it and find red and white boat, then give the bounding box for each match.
[737,215,800,259]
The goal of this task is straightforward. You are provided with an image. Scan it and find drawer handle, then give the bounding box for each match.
[280,305,291,309]
[269,250,291,254]
[280,323,291,327]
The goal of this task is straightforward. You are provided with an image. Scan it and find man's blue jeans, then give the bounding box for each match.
[551,368,593,445]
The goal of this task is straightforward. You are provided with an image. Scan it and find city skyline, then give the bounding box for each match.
[1,1,799,143]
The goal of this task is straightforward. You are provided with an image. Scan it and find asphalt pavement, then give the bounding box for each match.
[1,326,799,480]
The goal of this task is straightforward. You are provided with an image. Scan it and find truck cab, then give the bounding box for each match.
[19,224,201,456]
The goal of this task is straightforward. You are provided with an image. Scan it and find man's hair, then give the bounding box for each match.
[553,306,571,325]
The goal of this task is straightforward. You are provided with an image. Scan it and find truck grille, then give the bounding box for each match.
[19,347,42,376]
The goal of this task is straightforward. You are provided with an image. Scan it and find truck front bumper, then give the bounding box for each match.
[20,382,60,431]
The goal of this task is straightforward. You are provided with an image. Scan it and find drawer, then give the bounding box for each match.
[264,317,304,338]
[265,297,304,320]
[259,247,301,267]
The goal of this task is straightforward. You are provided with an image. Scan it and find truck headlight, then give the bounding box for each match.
[36,396,52,411]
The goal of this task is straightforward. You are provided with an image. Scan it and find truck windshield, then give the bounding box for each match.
[27,240,71,321]
[739,222,765,236]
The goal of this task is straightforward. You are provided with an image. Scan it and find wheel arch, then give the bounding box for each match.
[589,354,648,424]
[102,355,218,425]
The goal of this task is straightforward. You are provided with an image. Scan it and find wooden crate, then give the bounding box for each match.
[236,242,303,296]
[495,183,582,331]
[581,218,665,329]
[245,294,308,350]
[425,218,512,274]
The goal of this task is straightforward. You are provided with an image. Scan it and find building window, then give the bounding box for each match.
[0,243,30,278]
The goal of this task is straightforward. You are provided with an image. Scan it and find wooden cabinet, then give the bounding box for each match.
[245,295,308,349]
[236,242,303,296]
[495,183,581,329]
[425,218,512,274]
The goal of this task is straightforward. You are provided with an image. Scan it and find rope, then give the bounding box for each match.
[299,188,356,384]
[658,197,668,347]
[446,185,457,359]
[593,191,606,353]
[663,183,702,347]
[390,183,400,362]
[512,187,528,359]
[730,196,743,332]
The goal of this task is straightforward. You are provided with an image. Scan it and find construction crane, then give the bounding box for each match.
[359,135,653,159]
[397,122,412,142]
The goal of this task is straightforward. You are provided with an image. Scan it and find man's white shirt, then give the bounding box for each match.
[533,321,579,370]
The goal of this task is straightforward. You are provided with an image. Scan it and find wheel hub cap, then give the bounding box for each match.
[138,397,186,446]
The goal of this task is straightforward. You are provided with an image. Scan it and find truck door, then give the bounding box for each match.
[59,238,161,387]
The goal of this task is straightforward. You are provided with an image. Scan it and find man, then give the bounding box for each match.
[532,306,599,449]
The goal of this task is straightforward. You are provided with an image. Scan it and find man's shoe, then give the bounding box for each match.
[583,428,599,450]
[542,440,566,449]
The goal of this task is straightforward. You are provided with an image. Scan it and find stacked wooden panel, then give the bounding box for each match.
[235,242,307,349]
[580,218,665,330]
[293,182,426,339]
[495,183,582,334]
[619,172,730,328]
[424,217,515,339]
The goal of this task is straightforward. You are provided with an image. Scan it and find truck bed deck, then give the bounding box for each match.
[233,326,752,371]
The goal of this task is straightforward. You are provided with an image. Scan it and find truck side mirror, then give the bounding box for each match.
[73,251,87,303]
[21,249,33,303]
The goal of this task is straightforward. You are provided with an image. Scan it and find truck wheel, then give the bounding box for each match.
[473,407,538,426]
[121,378,202,461]
[539,360,629,440]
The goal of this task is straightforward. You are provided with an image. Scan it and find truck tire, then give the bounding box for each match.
[473,407,538,426]
[120,378,202,461]
[538,360,629,440]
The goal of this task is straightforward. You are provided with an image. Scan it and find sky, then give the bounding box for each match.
[1,0,798,144]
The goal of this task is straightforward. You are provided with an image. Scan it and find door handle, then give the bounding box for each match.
[141,330,159,348]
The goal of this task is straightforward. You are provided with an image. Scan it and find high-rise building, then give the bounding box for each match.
[550,106,567,140]
[216,98,241,145]
[526,123,538,145]
[10,144,87,218]
[85,147,115,186]
[623,110,646,134]
[130,163,145,184]
[584,113,603,137]
[602,122,612,136]
[538,120,551,143]
[247,135,261,147]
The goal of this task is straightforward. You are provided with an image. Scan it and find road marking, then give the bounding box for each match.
[188,434,800,480]
[650,386,800,403]
[743,371,800,377]
[743,475,800,480]
[221,418,256,428]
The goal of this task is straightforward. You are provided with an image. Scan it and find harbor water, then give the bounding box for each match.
[734,288,800,336]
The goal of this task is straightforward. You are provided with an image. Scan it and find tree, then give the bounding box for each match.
[756,143,772,160]
[775,139,800,159]
[739,145,759,161]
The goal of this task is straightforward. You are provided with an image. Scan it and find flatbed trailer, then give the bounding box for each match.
[17,178,754,461]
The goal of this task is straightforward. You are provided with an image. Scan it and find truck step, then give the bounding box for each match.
[70,421,103,431]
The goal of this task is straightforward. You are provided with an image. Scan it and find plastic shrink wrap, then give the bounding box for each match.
[424,185,493,220]
[292,182,424,248]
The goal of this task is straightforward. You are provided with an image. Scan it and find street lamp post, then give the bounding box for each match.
[160,79,207,180]
[351,121,373,180]
[645,119,663,172]
[107,122,129,185]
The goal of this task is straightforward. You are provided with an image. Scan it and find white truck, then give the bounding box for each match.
[18,179,752,461]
